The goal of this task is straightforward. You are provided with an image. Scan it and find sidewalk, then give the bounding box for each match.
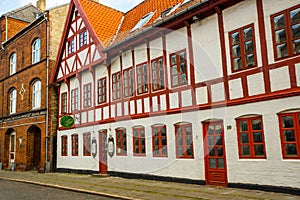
[0,171,299,200]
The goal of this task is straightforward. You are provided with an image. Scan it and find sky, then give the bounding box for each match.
[0,0,144,15]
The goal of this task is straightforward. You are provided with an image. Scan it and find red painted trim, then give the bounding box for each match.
[289,64,297,88]
[217,9,229,101]
[256,0,271,93]
[162,35,170,111]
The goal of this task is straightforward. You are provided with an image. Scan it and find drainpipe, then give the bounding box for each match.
[44,12,50,173]
[5,16,8,41]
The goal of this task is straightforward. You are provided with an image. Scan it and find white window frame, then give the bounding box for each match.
[32,80,41,109]
[10,89,17,114]
[131,12,155,32]
[10,53,17,75]
[32,38,41,64]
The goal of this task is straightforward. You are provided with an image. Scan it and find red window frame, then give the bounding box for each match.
[133,126,146,156]
[271,5,300,60]
[67,37,75,55]
[278,112,300,159]
[61,135,67,156]
[236,116,266,159]
[170,49,188,87]
[229,23,257,72]
[152,125,167,157]
[175,123,194,158]
[116,128,127,156]
[123,67,134,98]
[83,132,91,156]
[151,57,165,91]
[79,29,88,48]
[136,63,148,94]
[71,88,78,111]
[97,77,107,104]
[83,83,92,108]
[112,72,121,100]
[71,134,78,156]
[61,92,67,113]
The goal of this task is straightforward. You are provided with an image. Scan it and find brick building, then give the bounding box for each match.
[0,0,68,172]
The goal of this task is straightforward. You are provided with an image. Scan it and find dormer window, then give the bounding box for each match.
[161,4,180,18]
[131,12,155,32]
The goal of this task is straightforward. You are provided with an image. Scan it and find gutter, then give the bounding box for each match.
[103,0,206,52]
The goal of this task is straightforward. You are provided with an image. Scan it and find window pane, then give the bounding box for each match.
[232,45,241,57]
[253,132,262,142]
[209,158,216,168]
[246,54,255,67]
[274,14,285,30]
[162,138,167,145]
[208,136,214,146]
[217,148,223,156]
[171,55,176,65]
[178,147,184,156]
[186,147,193,156]
[218,158,224,169]
[162,147,167,155]
[290,8,300,24]
[178,136,183,145]
[293,39,300,54]
[233,58,242,70]
[252,119,261,130]
[216,136,222,145]
[239,121,248,131]
[172,65,177,75]
[172,76,178,86]
[244,41,253,54]
[209,148,215,156]
[208,126,214,134]
[179,52,185,63]
[276,43,288,58]
[243,27,253,41]
[231,32,239,45]
[284,130,295,142]
[240,133,249,143]
[282,116,294,128]
[292,24,300,38]
[215,125,222,135]
[285,144,297,155]
[254,144,264,156]
[186,136,192,145]
[275,29,286,44]
[241,146,250,156]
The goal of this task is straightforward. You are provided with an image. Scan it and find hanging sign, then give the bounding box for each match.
[60,115,75,128]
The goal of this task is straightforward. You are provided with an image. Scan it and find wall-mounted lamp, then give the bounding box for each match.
[192,15,200,22]
[19,137,23,148]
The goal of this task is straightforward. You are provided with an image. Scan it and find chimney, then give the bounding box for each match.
[36,0,46,11]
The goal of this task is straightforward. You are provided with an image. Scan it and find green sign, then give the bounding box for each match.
[60,115,75,128]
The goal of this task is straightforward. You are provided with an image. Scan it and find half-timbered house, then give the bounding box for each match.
[51,0,300,192]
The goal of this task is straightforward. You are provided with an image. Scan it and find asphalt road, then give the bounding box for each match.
[0,179,116,200]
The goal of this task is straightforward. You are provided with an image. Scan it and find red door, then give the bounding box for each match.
[99,130,108,174]
[203,121,228,186]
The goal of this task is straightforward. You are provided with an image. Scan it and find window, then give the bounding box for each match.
[131,12,154,32]
[61,135,68,156]
[116,128,127,156]
[136,63,148,94]
[71,88,79,111]
[97,78,107,104]
[152,125,167,157]
[133,126,146,156]
[123,67,134,97]
[83,132,91,156]
[271,5,300,60]
[175,123,193,158]
[236,116,266,158]
[61,92,67,113]
[71,134,78,156]
[170,50,187,87]
[151,57,165,91]
[278,112,300,159]
[83,83,92,108]
[229,24,257,72]
[112,72,121,100]
[9,89,17,114]
[10,53,16,75]
[68,38,75,55]
[79,30,88,48]
[32,38,41,64]
[32,80,41,109]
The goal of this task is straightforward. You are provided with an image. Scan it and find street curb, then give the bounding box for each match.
[0,177,141,200]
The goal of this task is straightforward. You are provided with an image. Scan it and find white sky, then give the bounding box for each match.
[0,0,144,15]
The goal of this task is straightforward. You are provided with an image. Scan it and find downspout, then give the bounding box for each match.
[5,16,8,41]
[44,12,50,172]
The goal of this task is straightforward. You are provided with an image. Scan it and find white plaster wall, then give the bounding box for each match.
[152,96,158,112]
[229,78,243,100]
[160,94,167,111]
[110,56,120,75]
[270,66,291,92]
[247,72,265,96]
[169,92,179,109]
[149,37,163,60]
[122,50,133,69]
[192,14,223,82]
[134,44,147,65]
[223,0,262,75]
[296,63,300,86]
[211,83,225,102]
[196,86,208,105]
[181,90,192,107]
[263,0,299,64]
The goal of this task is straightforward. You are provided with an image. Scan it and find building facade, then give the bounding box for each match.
[0,1,68,172]
[51,0,300,191]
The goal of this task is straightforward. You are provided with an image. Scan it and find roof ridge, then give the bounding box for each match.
[2,3,37,17]
[80,0,124,14]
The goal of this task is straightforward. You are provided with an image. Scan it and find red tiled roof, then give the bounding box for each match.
[77,0,124,47]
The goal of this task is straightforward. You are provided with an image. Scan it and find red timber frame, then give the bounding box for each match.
[54,0,300,132]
